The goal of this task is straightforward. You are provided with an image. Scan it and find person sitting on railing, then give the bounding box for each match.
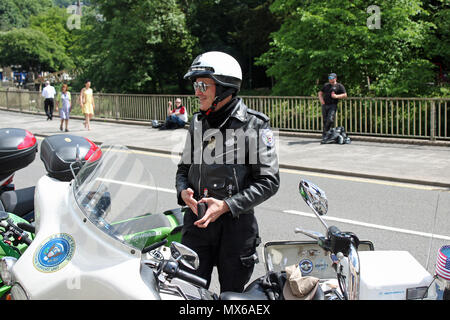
[158,98,188,130]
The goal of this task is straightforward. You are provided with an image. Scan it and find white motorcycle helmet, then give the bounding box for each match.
[184,51,242,92]
[184,51,242,113]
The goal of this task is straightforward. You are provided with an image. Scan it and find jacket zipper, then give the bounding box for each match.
[233,167,240,219]
[199,143,203,200]
[233,168,240,192]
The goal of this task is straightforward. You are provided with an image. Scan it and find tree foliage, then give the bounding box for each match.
[0,28,74,73]
[0,0,53,31]
[0,0,447,96]
[256,0,439,97]
[181,0,280,90]
[52,0,75,8]
[422,1,450,74]
[29,7,73,50]
[72,0,196,93]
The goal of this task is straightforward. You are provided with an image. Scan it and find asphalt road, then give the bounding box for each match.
[13,138,450,295]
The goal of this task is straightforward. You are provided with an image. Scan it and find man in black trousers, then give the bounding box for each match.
[41,81,56,120]
[318,73,347,142]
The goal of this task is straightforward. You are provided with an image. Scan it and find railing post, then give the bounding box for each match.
[5,88,9,110]
[115,95,120,120]
[430,100,436,141]
[19,91,23,112]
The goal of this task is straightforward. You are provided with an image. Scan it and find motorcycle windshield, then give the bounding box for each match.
[73,144,159,251]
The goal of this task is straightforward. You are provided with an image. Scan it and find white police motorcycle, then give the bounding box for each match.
[1,142,210,300]
[1,141,448,300]
[253,179,448,300]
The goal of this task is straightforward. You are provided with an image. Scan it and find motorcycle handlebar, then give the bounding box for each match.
[142,239,168,254]
[21,234,32,245]
[17,222,35,234]
[163,261,208,289]
[2,219,33,246]
[327,225,341,236]
[176,268,208,289]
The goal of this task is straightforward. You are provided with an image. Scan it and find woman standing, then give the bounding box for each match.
[80,80,95,130]
[56,83,72,132]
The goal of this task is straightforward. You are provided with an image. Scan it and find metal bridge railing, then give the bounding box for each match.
[1,90,448,140]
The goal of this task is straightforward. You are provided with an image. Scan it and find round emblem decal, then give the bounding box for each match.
[261,129,275,147]
[299,259,313,275]
[33,233,75,273]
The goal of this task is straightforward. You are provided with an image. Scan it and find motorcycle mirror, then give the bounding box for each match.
[299,179,328,216]
[0,211,9,221]
[170,241,200,270]
[299,179,330,232]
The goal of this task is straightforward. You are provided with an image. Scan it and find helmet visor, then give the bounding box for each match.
[184,66,214,80]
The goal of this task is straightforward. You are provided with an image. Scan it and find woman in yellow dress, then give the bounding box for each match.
[80,80,95,130]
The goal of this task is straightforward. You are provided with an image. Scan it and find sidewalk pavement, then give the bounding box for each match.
[1,109,450,188]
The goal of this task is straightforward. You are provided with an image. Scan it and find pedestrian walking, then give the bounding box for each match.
[80,80,95,130]
[42,81,56,120]
[56,83,72,132]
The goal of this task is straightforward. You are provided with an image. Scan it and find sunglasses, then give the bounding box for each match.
[193,81,213,93]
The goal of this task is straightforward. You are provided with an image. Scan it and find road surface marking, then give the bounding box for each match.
[37,138,445,192]
[96,177,176,194]
[131,148,448,191]
[94,178,449,241]
[284,209,450,241]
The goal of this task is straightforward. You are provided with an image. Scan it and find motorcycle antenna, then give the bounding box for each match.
[425,191,441,271]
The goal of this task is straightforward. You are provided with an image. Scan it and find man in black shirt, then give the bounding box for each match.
[318,73,347,141]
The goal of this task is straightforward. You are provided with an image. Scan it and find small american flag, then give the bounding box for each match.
[435,245,450,281]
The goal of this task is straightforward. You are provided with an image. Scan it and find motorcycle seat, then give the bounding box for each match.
[219,273,325,300]
[0,186,35,217]
[163,207,184,225]
[220,281,270,300]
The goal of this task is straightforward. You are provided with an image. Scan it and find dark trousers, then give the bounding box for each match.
[181,210,260,293]
[165,115,185,129]
[321,104,337,137]
[44,98,54,120]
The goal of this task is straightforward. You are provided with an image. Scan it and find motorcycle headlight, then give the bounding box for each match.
[0,257,17,286]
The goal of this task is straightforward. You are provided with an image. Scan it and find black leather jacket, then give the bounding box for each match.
[176,98,280,218]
